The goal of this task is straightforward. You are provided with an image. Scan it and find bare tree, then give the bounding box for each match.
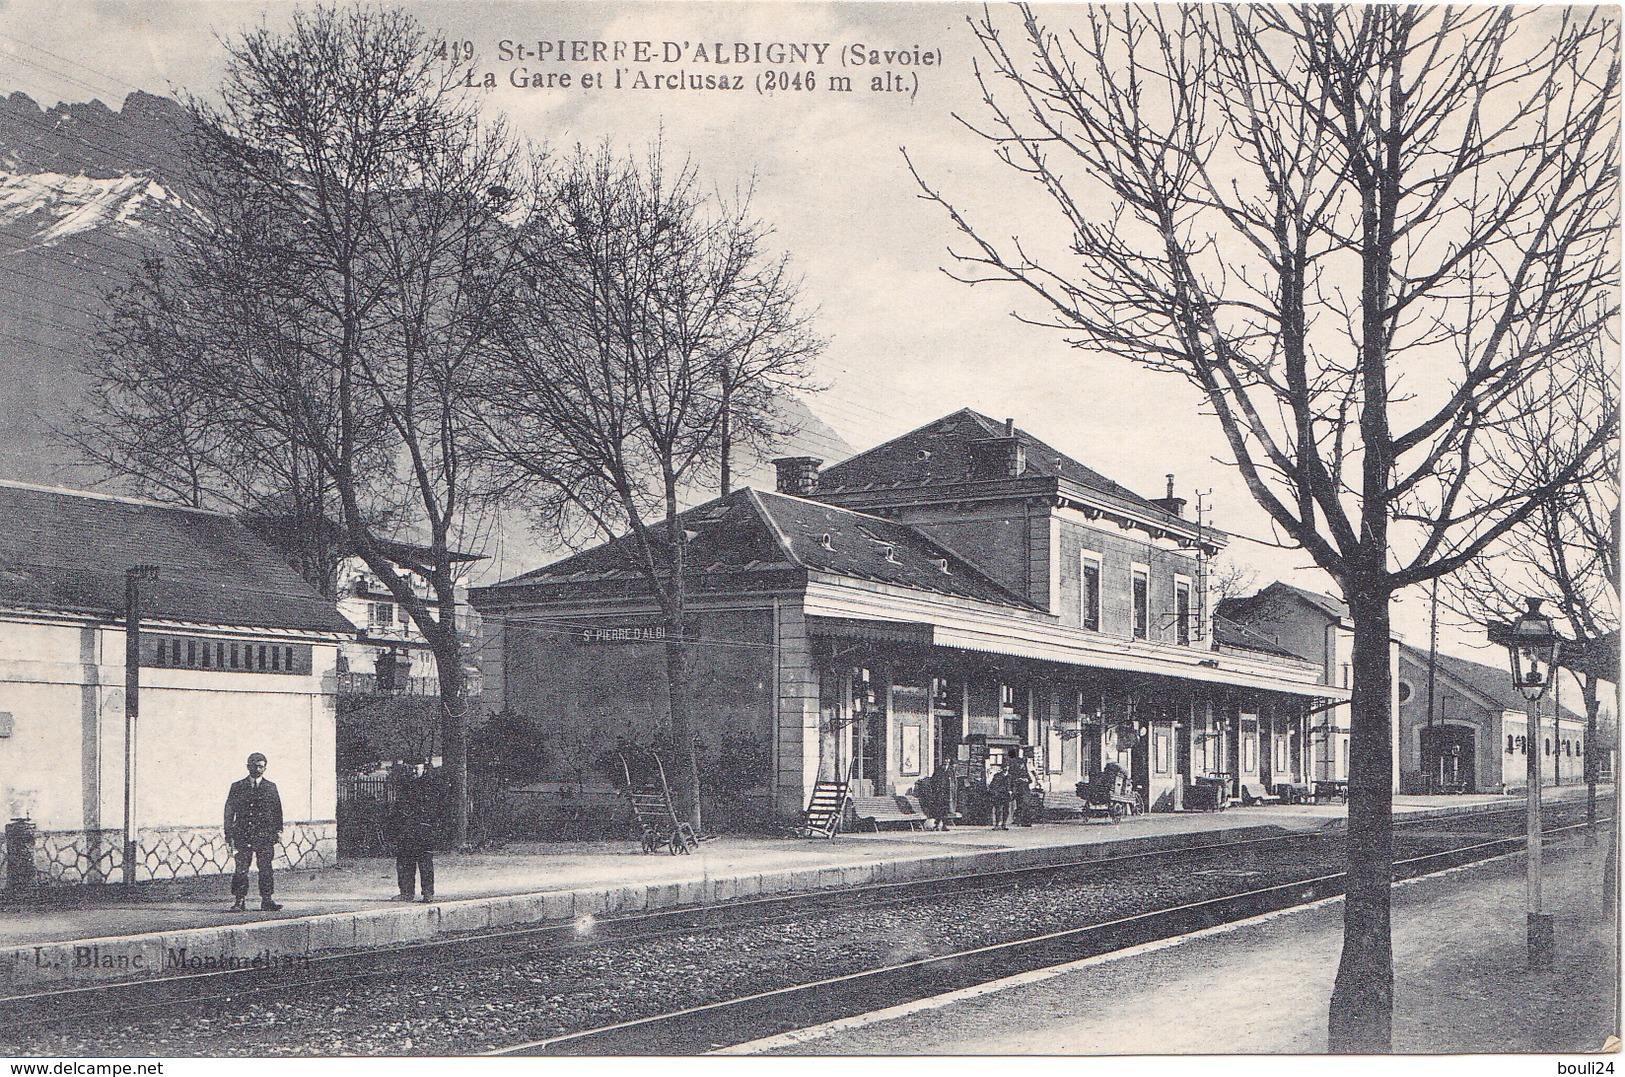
[1442,339,1619,829]
[478,144,822,827]
[73,5,528,845]
[69,257,356,594]
[911,5,1619,1050]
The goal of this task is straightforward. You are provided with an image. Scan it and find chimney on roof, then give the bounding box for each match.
[1154,473,1187,518]
[970,419,1026,479]
[772,456,822,497]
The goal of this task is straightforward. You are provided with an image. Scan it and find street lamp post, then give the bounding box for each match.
[1504,597,1560,971]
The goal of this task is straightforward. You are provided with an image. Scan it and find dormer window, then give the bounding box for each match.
[818,533,835,551]
[935,558,951,575]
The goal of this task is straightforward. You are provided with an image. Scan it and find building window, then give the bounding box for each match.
[1398,680,1414,704]
[369,602,396,629]
[1174,576,1192,646]
[1080,552,1102,632]
[1545,738,1551,756]
[1154,732,1170,774]
[1507,734,1515,754]
[1131,564,1149,640]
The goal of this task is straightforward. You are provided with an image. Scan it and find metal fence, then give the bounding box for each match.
[336,776,392,856]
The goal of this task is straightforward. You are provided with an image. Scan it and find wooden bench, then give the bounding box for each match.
[850,794,927,832]
[1238,782,1282,806]
[503,782,629,841]
[1045,786,1091,820]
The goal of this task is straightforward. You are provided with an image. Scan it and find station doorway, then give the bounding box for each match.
[1420,724,1476,793]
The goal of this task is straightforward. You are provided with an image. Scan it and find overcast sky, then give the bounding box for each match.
[0,0,1582,665]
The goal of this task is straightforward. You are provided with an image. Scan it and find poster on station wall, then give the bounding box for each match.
[0,0,1616,1065]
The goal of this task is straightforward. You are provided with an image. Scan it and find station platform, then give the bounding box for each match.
[0,787,1602,995]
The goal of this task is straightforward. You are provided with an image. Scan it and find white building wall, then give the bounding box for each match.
[0,614,338,884]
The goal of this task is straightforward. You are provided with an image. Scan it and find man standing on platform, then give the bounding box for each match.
[224,752,284,911]
[386,761,442,903]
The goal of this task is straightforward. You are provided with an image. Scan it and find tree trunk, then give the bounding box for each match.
[663,632,703,830]
[433,636,470,849]
[1328,583,1396,1052]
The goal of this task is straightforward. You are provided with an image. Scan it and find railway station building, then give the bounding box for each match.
[0,481,354,885]
[473,410,1344,823]
[1395,643,1586,794]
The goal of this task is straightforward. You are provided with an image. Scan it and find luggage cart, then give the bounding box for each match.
[618,750,702,855]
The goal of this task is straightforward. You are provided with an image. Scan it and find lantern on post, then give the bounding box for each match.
[1509,598,1559,702]
[1502,597,1561,970]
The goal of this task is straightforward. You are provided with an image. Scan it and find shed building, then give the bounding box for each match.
[0,481,353,884]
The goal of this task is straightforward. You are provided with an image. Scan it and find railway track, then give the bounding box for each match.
[493,817,1601,1056]
[0,802,1603,1054]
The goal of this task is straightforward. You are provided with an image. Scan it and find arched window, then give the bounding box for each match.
[1398,680,1414,704]
[1506,734,1515,754]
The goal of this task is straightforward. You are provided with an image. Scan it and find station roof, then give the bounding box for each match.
[1211,614,1314,661]
[1217,581,1350,628]
[475,486,1039,612]
[0,481,355,635]
[1400,642,1585,723]
[816,409,1202,533]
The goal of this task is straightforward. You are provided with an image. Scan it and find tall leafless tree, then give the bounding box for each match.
[912,5,1619,1050]
[478,144,822,828]
[73,5,528,845]
[1442,339,1619,831]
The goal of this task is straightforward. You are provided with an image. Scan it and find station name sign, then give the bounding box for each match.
[577,624,668,644]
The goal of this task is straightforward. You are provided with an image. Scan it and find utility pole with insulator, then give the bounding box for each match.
[123,565,159,887]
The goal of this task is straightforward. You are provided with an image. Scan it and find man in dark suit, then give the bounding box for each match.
[385,762,443,903]
[224,752,284,911]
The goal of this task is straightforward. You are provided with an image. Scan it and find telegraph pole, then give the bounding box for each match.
[123,565,159,887]
[1426,578,1439,793]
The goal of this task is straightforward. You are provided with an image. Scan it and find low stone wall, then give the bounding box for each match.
[6,821,337,887]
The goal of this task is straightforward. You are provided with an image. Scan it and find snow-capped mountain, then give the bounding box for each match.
[0,172,180,251]
[0,89,854,527]
[0,91,199,486]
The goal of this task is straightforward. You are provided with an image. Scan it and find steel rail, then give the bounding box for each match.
[0,824,1331,1033]
[0,801,1591,1040]
[490,818,1599,1056]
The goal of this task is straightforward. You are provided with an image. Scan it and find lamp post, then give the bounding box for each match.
[1504,597,1560,970]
